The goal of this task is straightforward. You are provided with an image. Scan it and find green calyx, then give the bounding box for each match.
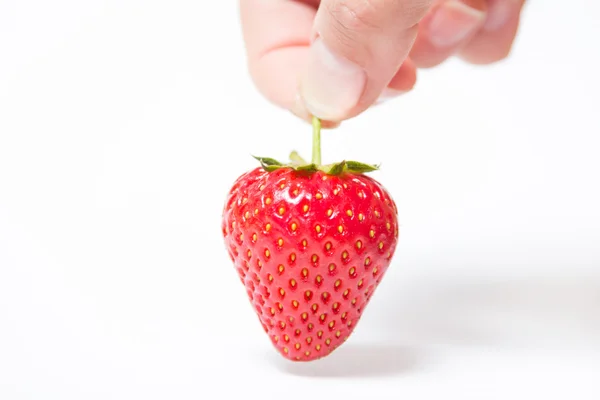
[253,155,379,175]
[252,116,379,175]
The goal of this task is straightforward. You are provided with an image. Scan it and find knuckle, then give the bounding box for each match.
[482,40,515,63]
[321,0,433,65]
[326,0,384,33]
[402,1,434,27]
[490,47,512,63]
[461,43,513,65]
[326,0,432,33]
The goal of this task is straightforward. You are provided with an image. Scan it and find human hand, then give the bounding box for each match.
[240,0,526,126]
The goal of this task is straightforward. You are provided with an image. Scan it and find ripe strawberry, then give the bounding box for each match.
[221,118,399,362]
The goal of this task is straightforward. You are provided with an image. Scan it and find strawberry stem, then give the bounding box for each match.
[253,116,379,174]
[312,116,322,166]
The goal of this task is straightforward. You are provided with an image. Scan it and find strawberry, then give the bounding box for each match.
[221,118,399,362]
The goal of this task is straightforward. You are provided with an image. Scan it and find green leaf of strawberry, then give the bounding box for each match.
[251,118,380,176]
[222,117,399,362]
[252,156,284,172]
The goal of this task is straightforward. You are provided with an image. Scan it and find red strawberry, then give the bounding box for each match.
[222,118,399,362]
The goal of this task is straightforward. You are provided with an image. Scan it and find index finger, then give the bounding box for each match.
[240,0,417,126]
[240,0,320,124]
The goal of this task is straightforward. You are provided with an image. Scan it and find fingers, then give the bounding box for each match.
[376,58,418,104]
[298,0,434,122]
[239,0,338,128]
[240,0,526,128]
[388,58,419,93]
[409,0,487,68]
[458,0,526,64]
[410,0,526,68]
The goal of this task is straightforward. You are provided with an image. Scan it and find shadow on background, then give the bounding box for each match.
[379,274,600,348]
[274,271,600,377]
[273,344,420,378]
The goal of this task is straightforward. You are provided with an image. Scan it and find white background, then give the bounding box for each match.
[1,1,599,399]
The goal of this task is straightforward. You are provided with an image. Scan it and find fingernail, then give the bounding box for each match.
[484,0,513,31]
[299,37,366,121]
[291,92,311,120]
[428,1,486,48]
[291,93,341,129]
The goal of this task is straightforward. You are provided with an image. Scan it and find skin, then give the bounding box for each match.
[239,0,527,127]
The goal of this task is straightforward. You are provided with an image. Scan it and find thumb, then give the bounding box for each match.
[298,0,433,122]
